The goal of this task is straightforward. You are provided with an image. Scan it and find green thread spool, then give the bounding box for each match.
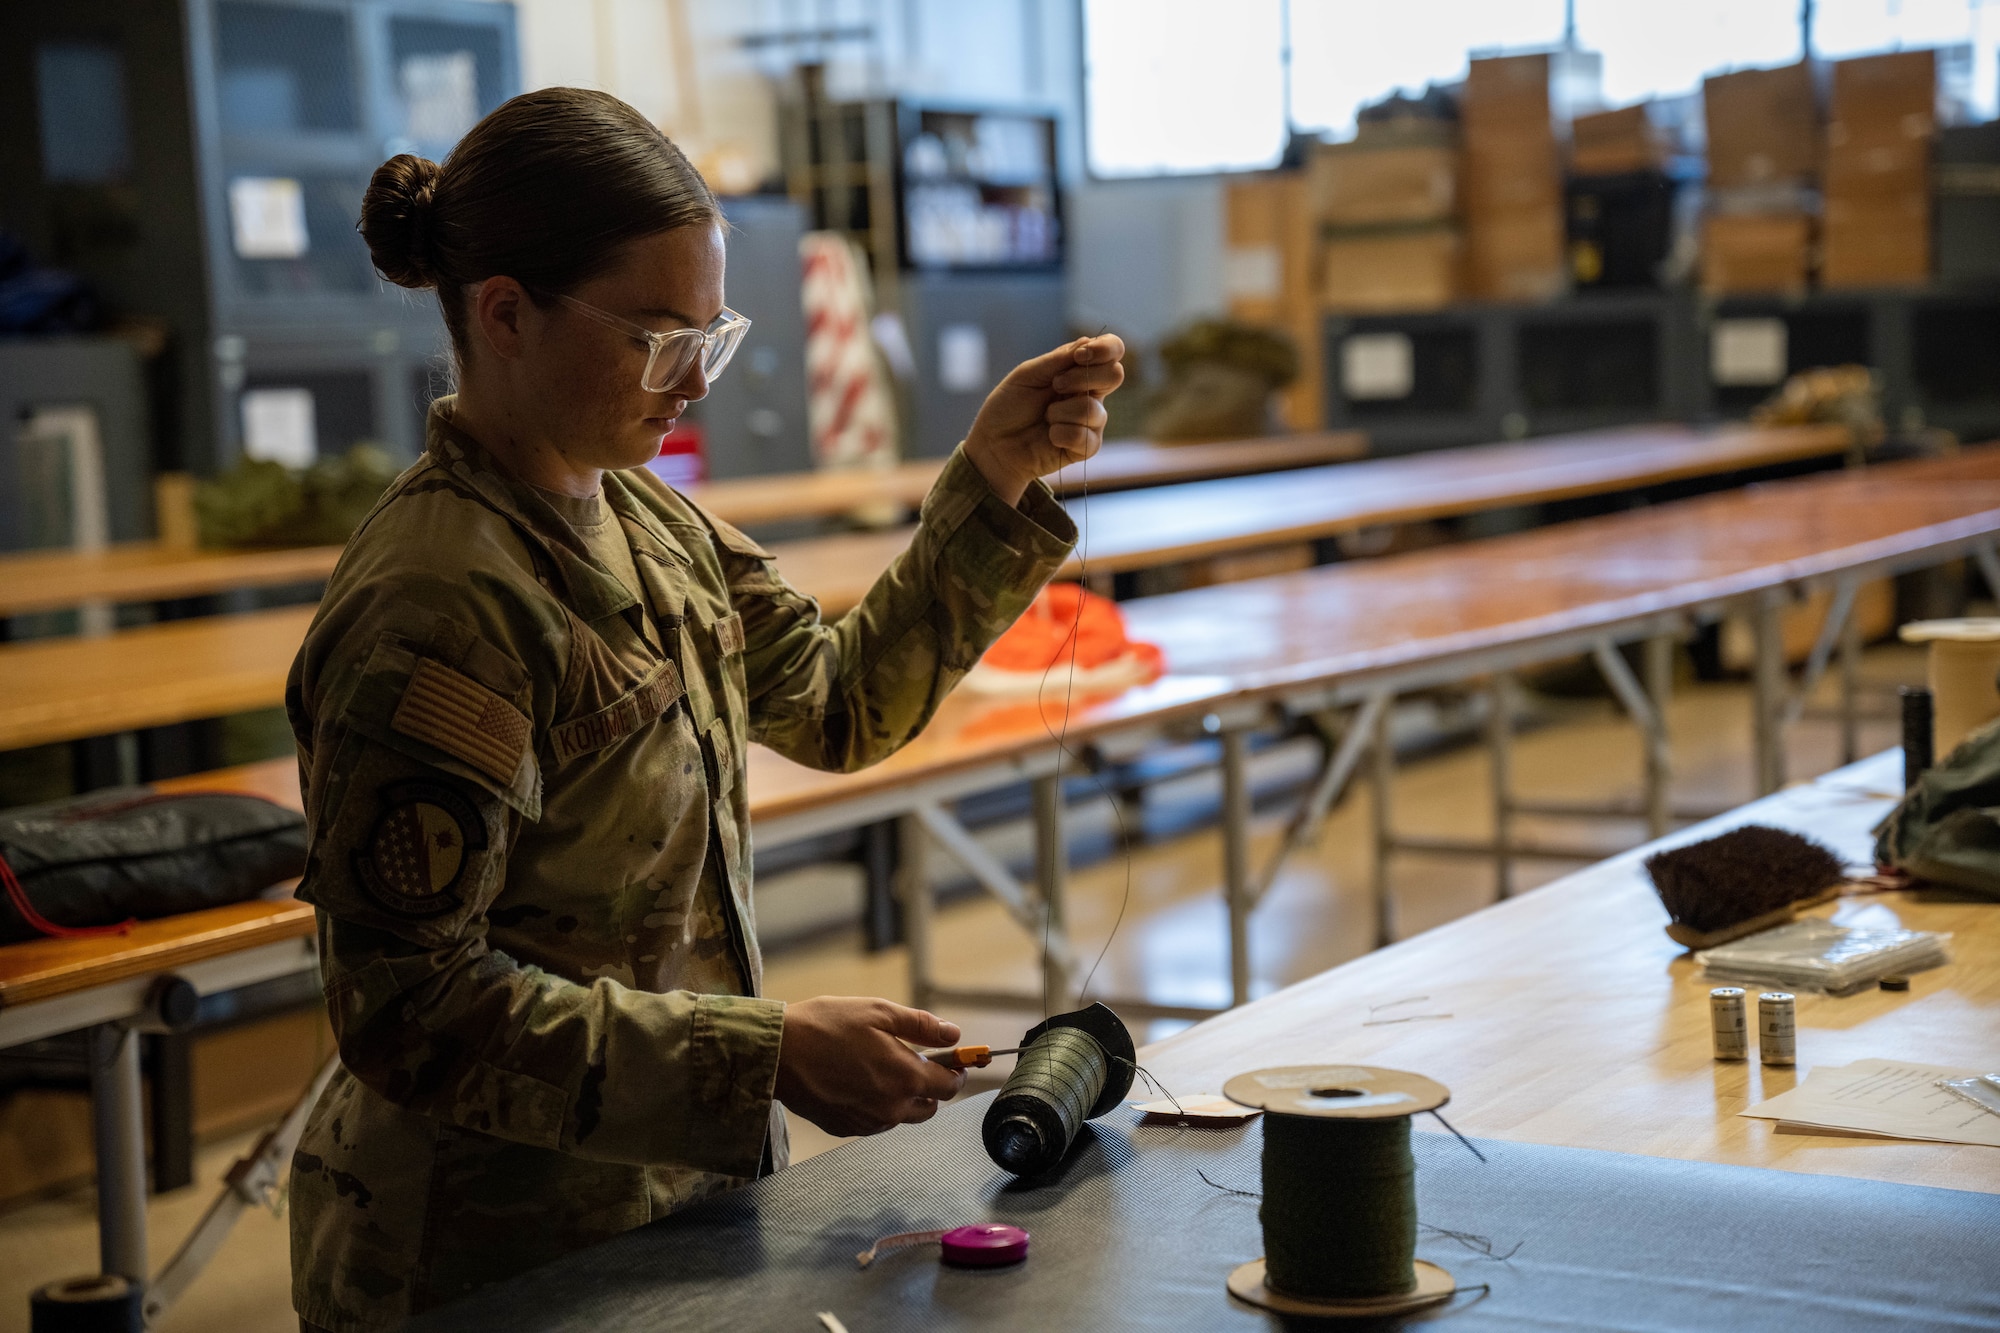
[1223,1065,1458,1319]
[983,1002,1135,1176]
[1261,1111,1417,1298]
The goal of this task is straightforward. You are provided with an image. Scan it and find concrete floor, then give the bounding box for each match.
[0,645,1922,1332]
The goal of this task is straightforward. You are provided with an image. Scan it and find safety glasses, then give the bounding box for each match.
[553,293,751,393]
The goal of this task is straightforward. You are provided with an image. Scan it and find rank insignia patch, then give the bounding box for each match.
[354,779,487,916]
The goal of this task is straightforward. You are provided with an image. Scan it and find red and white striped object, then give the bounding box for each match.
[799,232,898,472]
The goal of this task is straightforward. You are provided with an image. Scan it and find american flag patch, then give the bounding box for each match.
[391,658,532,785]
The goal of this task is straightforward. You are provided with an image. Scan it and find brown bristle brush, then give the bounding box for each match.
[1643,824,1849,950]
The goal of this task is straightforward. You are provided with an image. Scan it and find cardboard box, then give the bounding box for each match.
[1571,104,1666,175]
[1224,170,1322,429]
[1465,52,1553,125]
[1460,53,1565,302]
[1828,49,1935,151]
[1321,226,1460,313]
[1462,132,1563,213]
[1463,207,1567,302]
[1700,212,1813,295]
[1825,139,1928,197]
[1309,141,1457,228]
[1821,190,1929,288]
[1705,63,1819,188]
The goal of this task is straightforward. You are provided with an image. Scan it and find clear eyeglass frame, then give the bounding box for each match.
[552,292,752,393]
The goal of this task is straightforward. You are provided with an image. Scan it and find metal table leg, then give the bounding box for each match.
[88,1022,148,1283]
[1219,729,1253,1007]
[1486,674,1515,901]
[895,812,933,1012]
[1030,773,1073,1014]
[1752,588,1788,796]
[1643,634,1675,840]
[1839,611,1862,766]
[1370,699,1396,949]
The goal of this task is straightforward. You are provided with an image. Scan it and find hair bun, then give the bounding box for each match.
[359,154,444,289]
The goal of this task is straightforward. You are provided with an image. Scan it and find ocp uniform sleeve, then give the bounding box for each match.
[719,445,1078,771]
[289,573,782,1175]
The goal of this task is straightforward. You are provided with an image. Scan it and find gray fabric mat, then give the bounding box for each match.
[406,1090,2000,1331]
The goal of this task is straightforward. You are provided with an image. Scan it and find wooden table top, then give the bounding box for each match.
[1141,749,2000,1195]
[685,432,1369,526]
[738,446,2000,819]
[0,604,316,752]
[0,436,1366,619]
[0,543,343,620]
[775,422,1858,615]
[4,445,1994,803]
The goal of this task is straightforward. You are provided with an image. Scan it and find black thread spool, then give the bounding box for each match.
[30,1276,142,1332]
[1222,1065,1458,1319]
[982,1002,1135,1175]
[1900,686,1934,789]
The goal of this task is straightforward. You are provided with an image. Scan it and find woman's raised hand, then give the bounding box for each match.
[962,333,1126,506]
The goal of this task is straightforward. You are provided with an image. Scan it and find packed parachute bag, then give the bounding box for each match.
[962,583,1163,696]
[0,788,307,944]
[1874,719,2000,901]
[1141,319,1299,444]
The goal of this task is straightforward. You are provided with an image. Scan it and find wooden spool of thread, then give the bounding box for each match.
[1900,620,2000,757]
[1222,1065,1457,1319]
[982,1002,1135,1176]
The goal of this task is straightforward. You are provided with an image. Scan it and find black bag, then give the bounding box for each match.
[0,788,308,944]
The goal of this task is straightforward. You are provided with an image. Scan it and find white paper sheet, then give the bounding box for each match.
[1741,1058,2000,1148]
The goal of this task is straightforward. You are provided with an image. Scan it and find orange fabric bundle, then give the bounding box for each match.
[978,583,1163,679]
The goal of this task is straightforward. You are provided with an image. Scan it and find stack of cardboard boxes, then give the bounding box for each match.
[1700,61,1820,295]
[1822,49,1935,288]
[1310,121,1460,312]
[1222,172,1321,429]
[1460,53,1568,302]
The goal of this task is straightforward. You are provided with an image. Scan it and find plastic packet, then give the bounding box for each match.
[1697,918,1951,995]
[1936,1073,2000,1119]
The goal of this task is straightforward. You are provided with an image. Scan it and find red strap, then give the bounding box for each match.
[0,849,134,940]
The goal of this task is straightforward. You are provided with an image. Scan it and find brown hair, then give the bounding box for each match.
[358,87,720,359]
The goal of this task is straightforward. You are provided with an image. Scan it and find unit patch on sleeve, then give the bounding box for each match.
[390,657,532,785]
[354,779,488,917]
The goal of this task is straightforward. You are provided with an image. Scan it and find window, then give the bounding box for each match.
[1085,1,1982,178]
[1817,0,1998,122]
[1572,0,1800,108]
[1083,0,1288,177]
[1288,0,1565,140]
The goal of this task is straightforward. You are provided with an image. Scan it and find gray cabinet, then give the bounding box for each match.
[685,196,813,481]
[900,270,1068,458]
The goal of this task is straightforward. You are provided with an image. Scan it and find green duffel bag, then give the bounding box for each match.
[1875,721,2000,899]
[0,788,307,944]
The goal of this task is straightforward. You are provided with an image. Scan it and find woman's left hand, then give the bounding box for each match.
[962,334,1126,506]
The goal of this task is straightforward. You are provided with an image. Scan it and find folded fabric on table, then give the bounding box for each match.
[963,583,1163,696]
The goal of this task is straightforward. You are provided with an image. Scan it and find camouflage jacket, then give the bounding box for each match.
[287,403,1075,1330]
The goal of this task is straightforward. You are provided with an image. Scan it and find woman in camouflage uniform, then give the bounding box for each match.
[288,88,1122,1331]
